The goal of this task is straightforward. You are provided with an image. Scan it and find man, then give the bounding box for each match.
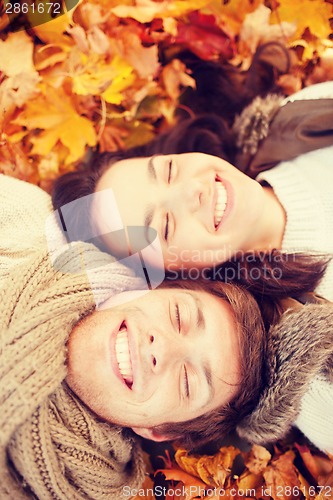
[0,238,264,499]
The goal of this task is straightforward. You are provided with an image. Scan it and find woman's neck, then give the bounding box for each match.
[252,185,286,252]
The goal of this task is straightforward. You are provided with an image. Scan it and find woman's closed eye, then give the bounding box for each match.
[175,303,181,332]
[167,158,174,184]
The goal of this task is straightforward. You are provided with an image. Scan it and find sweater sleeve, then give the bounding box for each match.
[295,375,333,453]
[0,174,52,281]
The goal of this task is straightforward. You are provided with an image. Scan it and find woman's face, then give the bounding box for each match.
[93,153,264,270]
[66,287,241,435]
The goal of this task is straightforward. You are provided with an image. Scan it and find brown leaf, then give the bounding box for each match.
[263,450,301,500]
[244,445,272,475]
[175,446,239,488]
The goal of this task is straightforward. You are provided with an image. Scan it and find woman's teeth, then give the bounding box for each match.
[214,180,227,228]
[115,326,133,388]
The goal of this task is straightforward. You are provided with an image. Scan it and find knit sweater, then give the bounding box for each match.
[0,175,147,497]
[257,82,333,454]
[0,173,54,280]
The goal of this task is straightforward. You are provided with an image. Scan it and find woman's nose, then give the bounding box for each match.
[166,181,202,214]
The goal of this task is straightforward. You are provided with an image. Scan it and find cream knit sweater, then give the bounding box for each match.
[257,82,333,454]
[0,174,53,280]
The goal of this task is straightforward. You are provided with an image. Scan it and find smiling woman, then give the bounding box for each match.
[52,81,333,301]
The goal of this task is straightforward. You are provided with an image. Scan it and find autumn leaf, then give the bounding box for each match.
[263,450,301,500]
[175,11,236,61]
[244,444,272,475]
[0,72,40,120]
[271,0,333,40]
[111,0,211,24]
[240,4,296,54]
[12,86,96,164]
[162,59,195,101]
[0,32,35,77]
[175,446,239,487]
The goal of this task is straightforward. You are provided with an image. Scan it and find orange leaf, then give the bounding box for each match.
[244,445,272,475]
[263,450,301,500]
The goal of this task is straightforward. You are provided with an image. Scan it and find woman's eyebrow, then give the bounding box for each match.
[148,156,157,180]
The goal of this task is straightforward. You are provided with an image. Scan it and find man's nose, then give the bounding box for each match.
[143,328,186,373]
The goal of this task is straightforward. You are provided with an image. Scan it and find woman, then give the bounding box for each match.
[52,80,333,301]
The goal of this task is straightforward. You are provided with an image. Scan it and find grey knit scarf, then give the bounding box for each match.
[0,244,146,499]
[237,301,333,444]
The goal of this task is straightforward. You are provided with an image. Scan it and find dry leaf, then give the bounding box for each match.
[13,86,96,164]
[272,0,333,40]
[244,444,272,475]
[175,446,239,487]
[240,4,296,54]
[0,32,35,77]
[0,72,40,119]
[162,59,195,101]
[111,0,211,24]
[263,450,301,500]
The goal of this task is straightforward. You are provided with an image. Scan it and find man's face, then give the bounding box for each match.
[66,287,241,436]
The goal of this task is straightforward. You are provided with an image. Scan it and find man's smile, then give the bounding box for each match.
[114,321,133,389]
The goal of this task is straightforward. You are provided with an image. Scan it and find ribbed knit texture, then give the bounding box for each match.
[0,174,54,281]
[257,145,333,301]
[0,245,146,499]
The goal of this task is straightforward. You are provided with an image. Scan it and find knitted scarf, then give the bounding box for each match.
[0,243,146,499]
[237,301,333,444]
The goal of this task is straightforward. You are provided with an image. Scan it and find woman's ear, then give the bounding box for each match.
[131,427,172,442]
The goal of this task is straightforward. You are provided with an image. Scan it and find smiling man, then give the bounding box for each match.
[0,239,264,499]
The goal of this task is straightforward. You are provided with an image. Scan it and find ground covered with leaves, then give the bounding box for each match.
[1,1,333,499]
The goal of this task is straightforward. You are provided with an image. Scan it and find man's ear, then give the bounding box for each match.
[131,427,172,442]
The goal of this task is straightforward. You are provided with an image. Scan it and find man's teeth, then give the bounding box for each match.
[214,180,227,228]
[115,327,133,387]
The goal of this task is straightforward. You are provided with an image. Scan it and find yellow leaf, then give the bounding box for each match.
[111,0,211,24]
[29,0,79,44]
[271,0,333,40]
[0,32,35,77]
[101,57,136,104]
[13,87,96,164]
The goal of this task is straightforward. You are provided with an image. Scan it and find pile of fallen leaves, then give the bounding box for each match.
[0,0,332,190]
[138,440,333,500]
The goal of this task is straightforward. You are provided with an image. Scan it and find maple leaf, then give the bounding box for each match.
[0,32,35,77]
[12,86,96,165]
[263,450,301,500]
[271,0,333,40]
